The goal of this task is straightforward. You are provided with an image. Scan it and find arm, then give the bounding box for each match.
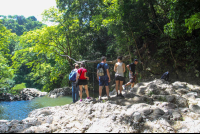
[84,72,89,80]
[127,65,132,73]
[114,63,117,72]
[107,69,111,83]
[76,72,80,81]
[97,70,99,81]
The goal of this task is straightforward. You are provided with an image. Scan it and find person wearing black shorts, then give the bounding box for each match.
[76,63,91,102]
[122,59,138,90]
[114,56,126,98]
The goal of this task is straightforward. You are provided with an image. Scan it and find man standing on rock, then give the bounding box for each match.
[97,56,111,100]
[122,59,139,90]
[70,64,80,103]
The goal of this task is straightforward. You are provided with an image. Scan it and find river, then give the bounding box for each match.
[0,92,99,121]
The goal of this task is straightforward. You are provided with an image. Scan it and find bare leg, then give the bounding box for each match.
[79,85,83,100]
[125,82,132,87]
[119,81,123,94]
[99,86,103,97]
[105,86,109,97]
[131,83,135,88]
[115,80,119,94]
[84,85,89,98]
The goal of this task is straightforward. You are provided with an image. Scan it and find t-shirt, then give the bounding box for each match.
[129,63,136,75]
[97,63,109,79]
[78,68,87,80]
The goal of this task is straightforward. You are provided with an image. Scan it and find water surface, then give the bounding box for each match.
[0,92,99,120]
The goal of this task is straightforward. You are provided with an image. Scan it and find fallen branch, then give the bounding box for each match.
[60,55,131,65]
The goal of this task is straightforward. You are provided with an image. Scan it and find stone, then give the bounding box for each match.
[174,95,189,108]
[0,124,9,133]
[172,81,187,89]
[148,108,165,120]
[160,102,177,109]
[189,104,200,114]
[132,112,143,122]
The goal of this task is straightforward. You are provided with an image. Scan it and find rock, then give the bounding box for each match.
[176,88,189,95]
[189,104,200,114]
[174,95,189,108]
[132,112,142,122]
[172,81,187,89]
[0,88,47,101]
[167,109,182,120]
[160,102,177,109]
[147,108,165,120]
[0,124,9,133]
[49,87,72,98]
[1,79,200,133]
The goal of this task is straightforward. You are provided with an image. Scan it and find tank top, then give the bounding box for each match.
[115,62,124,77]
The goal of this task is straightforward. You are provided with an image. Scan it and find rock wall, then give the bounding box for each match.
[48,87,72,98]
[0,88,47,101]
[1,79,200,133]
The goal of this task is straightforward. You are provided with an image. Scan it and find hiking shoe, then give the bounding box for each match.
[87,97,91,99]
[122,85,125,90]
[116,94,120,97]
[98,96,102,100]
[119,93,124,98]
[80,99,82,102]
[107,96,111,100]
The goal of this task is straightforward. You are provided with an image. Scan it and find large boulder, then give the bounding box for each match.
[49,87,72,98]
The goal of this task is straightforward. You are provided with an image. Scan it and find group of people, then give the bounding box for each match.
[70,56,139,103]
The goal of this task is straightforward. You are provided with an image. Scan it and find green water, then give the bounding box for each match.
[0,92,99,121]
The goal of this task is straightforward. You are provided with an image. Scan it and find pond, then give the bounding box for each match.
[0,92,99,121]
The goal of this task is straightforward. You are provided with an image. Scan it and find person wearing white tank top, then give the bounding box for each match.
[114,56,126,98]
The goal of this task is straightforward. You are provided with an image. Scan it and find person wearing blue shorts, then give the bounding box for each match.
[97,56,111,100]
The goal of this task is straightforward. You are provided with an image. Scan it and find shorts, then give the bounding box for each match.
[78,79,88,85]
[129,75,136,83]
[99,77,109,86]
[115,76,124,81]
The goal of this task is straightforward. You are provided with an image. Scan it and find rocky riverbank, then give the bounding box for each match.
[48,87,72,98]
[0,79,200,133]
[0,88,47,101]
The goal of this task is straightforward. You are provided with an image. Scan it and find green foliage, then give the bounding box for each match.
[10,83,26,95]
[0,21,15,89]
[0,15,45,36]
[185,12,200,33]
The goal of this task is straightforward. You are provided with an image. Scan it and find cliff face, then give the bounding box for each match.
[0,79,200,133]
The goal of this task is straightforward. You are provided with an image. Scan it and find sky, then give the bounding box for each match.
[0,0,57,25]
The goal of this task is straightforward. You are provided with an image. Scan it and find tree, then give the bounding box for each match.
[0,21,15,89]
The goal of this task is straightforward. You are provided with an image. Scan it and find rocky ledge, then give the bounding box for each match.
[0,79,200,133]
[0,88,47,101]
[48,87,72,98]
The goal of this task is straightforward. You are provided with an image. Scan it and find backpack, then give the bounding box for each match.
[69,70,77,82]
[97,63,106,76]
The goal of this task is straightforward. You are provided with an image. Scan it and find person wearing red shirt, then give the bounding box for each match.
[76,63,91,102]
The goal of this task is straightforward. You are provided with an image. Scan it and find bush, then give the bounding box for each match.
[9,83,26,95]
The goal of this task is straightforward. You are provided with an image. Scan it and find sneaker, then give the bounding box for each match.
[122,85,125,90]
[119,93,124,98]
[98,96,102,100]
[87,97,91,99]
[80,99,82,102]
